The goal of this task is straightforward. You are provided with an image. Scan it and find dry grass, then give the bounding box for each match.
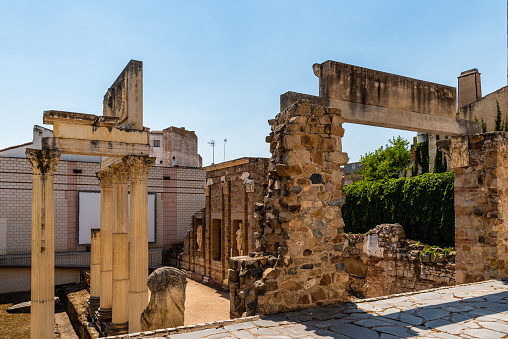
[0,292,31,339]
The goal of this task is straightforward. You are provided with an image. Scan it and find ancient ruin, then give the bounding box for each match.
[141,266,187,330]
[25,60,157,337]
[181,157,268,286]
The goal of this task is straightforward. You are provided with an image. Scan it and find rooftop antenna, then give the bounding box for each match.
[224,138,227,162]
[208,139,216,164]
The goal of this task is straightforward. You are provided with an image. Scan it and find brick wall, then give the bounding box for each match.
[0,156,204,253]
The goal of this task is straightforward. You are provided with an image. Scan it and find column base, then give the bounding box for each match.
[104,322,128,336]
[95,307,112,335]
[86,296,100,320]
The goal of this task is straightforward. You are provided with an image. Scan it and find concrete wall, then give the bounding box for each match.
[461,86,508,131]
[313,60,456,118]
[149,131,164,165]
[0,156,205,252]
[163,127,201,168]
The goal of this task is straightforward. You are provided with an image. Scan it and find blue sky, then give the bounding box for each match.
[0,1,506,165]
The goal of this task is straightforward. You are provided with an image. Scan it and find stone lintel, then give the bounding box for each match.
[280,92,482,136]
[313,60,456,117]
[43,110,119,126]
[42,137,150,157]
[52,122,149,144]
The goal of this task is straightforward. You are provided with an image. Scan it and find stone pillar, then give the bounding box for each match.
[88,229,101,318]
[97,169,114,324]
[26,149,61,339]
[110,162,130,335]
[125,155,154,333]
[204,185,211,278]
[221,182,230,283]
[439,133,508,283]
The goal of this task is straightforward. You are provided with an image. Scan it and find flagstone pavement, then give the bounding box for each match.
[108,279,508,339]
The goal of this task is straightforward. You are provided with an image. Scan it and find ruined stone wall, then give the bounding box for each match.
[439,132,508,283]
[180,158,268,287]
[341,224,455,299]
[230,100,349,317]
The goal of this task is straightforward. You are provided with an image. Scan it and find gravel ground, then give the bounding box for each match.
[184,279,230,325]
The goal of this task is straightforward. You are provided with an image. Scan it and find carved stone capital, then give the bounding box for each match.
[245,182,255,193]
[110,162,130,184]
[25,149,61,176]
[124,155,155,180]
[438,137,469,169]
[222,182,230,195]
[97,169,114,187]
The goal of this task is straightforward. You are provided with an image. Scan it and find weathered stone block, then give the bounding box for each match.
[141,267,187,331]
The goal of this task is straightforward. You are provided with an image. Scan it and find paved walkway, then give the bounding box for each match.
[105,279,508,338]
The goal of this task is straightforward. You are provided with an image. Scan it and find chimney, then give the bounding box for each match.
[458,69,482,109]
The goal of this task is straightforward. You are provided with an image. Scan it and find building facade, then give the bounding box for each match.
[180,158,269,286]
[0,125,205,293]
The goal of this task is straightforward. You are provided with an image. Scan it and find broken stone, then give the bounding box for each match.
[141,266,187,331]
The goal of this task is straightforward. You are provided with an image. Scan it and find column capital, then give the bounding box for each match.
[25,149,61,175]
[222,182,230,195]
[111,162,130,184]
[245,182,255,193]
[124,155,155,179]
[97,169,114,187]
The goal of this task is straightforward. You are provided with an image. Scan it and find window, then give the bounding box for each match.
[153,140,160,147]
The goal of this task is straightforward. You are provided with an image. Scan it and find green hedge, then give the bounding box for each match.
[342,172,454,248]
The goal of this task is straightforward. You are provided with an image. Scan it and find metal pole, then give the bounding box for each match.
[224,138,227,162]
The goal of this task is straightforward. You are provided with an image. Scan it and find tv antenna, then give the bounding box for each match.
[208,139,216,164]
[223,138,227,162]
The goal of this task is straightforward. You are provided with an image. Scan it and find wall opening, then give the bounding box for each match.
[212,219,222,261]
[231,220,242,257]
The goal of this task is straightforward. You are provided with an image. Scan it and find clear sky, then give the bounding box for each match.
[0,1,506,166]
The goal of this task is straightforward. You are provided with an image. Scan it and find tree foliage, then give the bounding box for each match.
[358,136,411,181]
[342,172,455,248]
[495,100,503,131]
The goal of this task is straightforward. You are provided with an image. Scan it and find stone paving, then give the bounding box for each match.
[105,279,508,339]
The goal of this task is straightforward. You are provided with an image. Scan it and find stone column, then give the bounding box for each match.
[125,155,154,333]
[97,169,114,324]
[110,162,130,335]
[88,229,101,318]
[204,185,211,278]
[221,182,230,283]
[26,149,61,339]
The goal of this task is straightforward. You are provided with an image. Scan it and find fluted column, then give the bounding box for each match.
[97,169,114,324]
[110,162,130,334]
[125,155,154,333]
[26,149,61,339]
[88,229,101,317]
